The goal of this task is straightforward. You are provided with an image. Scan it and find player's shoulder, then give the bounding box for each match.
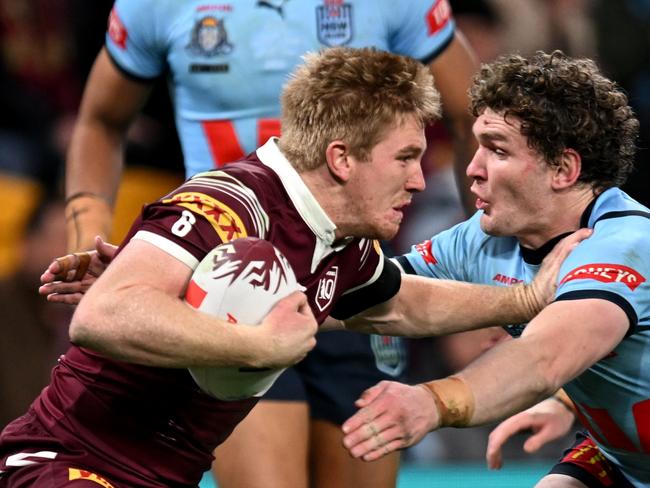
[112,0,183,18]
[588,188,650,244]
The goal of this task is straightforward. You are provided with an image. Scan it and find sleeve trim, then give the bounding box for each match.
[105,46,160,83]
[132,230,199,270]
[330,257,401,320]
[395,255,417,275]
[555,289,638,336]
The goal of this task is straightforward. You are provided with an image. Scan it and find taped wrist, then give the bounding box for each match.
[511,283,544,322]
[551,389,577,415]
[418,376,475,428]
[65,193,112,252]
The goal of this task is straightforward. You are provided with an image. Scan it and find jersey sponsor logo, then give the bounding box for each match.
[316,266,338,311]
[186,16,233,57]
[492,273,523,285]
[107,7,127,49]
[415,240,437,265]
[316,1,353,46]
[69,468,115,488]
[257,0,289,17]
[425,0,452,36]
[560,263,646,291]
[197,4,234,13]
[163,192,247,242]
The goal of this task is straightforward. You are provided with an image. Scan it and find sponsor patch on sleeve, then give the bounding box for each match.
[415,239,437,265]
[425,0,452,36]
[163,192,248,242]
[560,263,646,291]
[108,7,128,49]
[69,468,115,488]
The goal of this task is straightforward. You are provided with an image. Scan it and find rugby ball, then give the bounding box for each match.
[184,237,302,400]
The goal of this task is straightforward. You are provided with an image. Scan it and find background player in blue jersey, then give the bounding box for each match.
[341,51,649,488]
[60,1,480,486]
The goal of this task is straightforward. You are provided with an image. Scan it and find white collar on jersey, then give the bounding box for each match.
[257,137,353,271]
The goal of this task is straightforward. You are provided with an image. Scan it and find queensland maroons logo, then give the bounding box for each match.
[315,266,339,311]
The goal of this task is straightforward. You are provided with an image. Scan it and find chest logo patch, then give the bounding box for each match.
[316,1,353,46]
[560,263,646,291]
[186,16,233,57]
[316,266,339,311]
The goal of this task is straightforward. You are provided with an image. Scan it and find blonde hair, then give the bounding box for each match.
[279,47,441,171]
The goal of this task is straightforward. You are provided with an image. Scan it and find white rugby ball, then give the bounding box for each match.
[184,237,302,400]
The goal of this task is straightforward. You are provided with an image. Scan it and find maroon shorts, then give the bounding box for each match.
[549,432,634,487]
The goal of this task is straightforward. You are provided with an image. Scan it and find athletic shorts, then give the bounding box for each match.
[549,432,635,488]
[0,460,120,488]
[263,330,408,425]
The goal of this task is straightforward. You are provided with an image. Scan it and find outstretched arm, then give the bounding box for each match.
[342,298,626,461]
[343,229,590,337]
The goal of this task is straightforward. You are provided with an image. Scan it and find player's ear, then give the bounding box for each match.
[552,148,581,190]
[325,140,352,182]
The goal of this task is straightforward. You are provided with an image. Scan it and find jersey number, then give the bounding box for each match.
[171,210,196,237]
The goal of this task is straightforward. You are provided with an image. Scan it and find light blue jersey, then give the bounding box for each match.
[105,0,455,177]
[398,187,650,486]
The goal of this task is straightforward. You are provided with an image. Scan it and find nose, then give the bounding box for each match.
[466,148,486,181]
[407,162,426,193]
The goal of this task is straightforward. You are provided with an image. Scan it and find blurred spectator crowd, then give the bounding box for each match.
[1,0,648,466]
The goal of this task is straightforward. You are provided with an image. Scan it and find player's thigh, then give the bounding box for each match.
[212,400,310,488]
[309,419,400,488]
[536,474,589,488]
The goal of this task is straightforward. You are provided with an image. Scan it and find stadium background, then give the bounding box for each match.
[1,1,647,486]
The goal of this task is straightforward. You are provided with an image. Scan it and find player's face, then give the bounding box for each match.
[348,115,426,240]
[467,108,555,246]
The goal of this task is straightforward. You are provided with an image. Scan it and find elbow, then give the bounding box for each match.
[69,298,109,349]
[529,344,567,396]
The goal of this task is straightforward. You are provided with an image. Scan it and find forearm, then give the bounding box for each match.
[66,120,125,201]
[65,121,124,251]
[344,276,541,337]
[71,284,265,369]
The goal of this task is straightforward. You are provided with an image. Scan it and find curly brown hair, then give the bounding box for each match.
[279,47,441,172]
[469,50,639,189]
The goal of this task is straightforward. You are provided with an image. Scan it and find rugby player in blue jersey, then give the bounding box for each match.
[342,51,648,488]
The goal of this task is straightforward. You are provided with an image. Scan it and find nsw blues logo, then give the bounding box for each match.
[316,1,353,46]
[370,335,407,377]
[186,16,233,57]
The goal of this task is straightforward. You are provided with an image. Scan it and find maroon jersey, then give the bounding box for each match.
[0,139,399,487]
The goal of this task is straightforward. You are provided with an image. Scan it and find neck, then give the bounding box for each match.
[518,187,597,249]
[300,167,349,240]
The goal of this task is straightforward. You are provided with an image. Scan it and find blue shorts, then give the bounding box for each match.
[263,331,408,425]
